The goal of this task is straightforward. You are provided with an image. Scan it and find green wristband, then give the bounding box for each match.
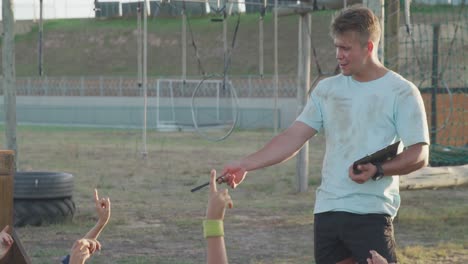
[203,220,224,238]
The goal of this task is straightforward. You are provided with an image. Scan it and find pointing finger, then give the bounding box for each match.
[94,189,99,203]
[209,169,217,193]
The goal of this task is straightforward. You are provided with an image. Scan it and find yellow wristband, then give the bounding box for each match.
[203,220,224,238]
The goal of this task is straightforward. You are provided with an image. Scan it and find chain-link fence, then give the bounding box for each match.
[397,3,467,166]
[7,75,298,97]
[0,1,466,149]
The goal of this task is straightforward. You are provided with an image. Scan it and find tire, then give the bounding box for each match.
[14,171,74,199]
[14,198,76,227]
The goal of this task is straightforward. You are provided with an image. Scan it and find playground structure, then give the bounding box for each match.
[1,0,467,190]
[0,151,31,263]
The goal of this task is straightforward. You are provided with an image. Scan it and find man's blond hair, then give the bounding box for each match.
[330,6,381,46]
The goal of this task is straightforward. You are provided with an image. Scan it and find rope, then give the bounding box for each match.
[185,5,206,76]
[223,12,241,80]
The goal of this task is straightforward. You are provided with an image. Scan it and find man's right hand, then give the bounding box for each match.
[221,160,248,189]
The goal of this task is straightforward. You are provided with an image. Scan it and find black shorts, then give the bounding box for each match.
[314,211,397,264]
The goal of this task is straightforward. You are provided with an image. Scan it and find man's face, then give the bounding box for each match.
[334,31,370,77]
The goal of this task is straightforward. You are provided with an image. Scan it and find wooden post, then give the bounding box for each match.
[259,0,266,78]
[364,0,385,63]
[2,0,18,165]
[0,151,14,229]
[0,151,31,264]
[384,0,399,71]
[141,0,149,158]
[430,24,440,145]
[296,12,311,193]
[272,0,278,134]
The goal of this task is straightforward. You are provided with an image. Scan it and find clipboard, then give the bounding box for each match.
[352,141,401,174]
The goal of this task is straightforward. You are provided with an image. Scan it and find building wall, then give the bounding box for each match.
[0,0,246,21]
[1,0,95,21]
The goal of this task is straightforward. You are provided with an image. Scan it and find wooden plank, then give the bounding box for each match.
[400,164,468,190]
[0,151,14,230]
[0,150,14,176]
[9,229,32,264]
[0,150,31,264]
[0,228,31,264]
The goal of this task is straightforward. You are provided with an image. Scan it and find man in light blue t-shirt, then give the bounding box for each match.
[220,6,429,264]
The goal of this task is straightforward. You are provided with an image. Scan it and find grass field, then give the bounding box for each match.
[1,125,467,263]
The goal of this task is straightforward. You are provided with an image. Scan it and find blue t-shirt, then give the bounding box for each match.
[296,71,429,217]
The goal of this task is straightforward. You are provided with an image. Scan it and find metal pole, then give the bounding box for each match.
[297,17,302,85]
[137,2,142,87]
[38,0,44,76]
[94,0,100,17]
[223,1,228,75]
[182,8,187,81]
[431,24,440,145]
[404,0,411,34]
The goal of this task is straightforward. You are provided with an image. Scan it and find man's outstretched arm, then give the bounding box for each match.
[222,121,317,188]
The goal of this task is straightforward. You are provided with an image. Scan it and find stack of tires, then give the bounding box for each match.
[14,172,76,227]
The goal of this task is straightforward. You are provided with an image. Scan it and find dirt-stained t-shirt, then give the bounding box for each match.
[296,71,430,217]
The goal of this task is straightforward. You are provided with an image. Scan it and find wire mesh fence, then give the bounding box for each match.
[398,3,467,149]
[6,75,298,97]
